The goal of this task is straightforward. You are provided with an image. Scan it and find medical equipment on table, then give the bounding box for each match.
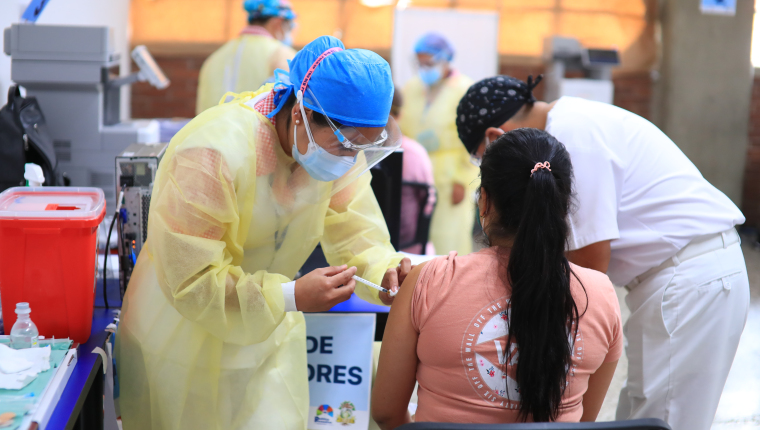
[112,143,168,301]
[10,303,39,349]
[0,337,76,430]
[3,24,169,210]
[0,187,105,343]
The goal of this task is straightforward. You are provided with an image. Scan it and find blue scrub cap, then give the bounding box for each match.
[268,36,393,128]
[414,32,454,62]
[243,0,296,21]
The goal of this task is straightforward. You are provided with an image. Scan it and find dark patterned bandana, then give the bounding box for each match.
[456,75,543,154]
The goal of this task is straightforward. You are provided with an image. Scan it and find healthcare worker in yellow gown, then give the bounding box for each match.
[196,0,297,114]
[116,36,411,430]
[399,33,477,255]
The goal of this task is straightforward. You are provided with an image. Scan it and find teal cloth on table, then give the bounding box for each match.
[0,339,73,430]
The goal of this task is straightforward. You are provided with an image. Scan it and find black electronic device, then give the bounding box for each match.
[369,149,403,250]
[114,143,168,298]
[582,48,621,67]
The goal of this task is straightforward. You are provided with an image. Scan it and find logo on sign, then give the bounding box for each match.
[336,401,356,425]
[315,404,334,424]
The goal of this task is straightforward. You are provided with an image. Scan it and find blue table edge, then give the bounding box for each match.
[46,307,113,430]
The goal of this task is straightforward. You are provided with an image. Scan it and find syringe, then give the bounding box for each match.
[352,275,399,297]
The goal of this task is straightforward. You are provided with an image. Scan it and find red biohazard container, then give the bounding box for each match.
[0,187,105,343]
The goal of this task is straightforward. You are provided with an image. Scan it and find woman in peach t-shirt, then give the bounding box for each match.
[372,128,623,428]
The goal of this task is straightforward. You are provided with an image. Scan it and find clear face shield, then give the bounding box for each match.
[291,84,401,196]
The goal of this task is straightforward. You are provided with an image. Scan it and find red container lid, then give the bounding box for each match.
[0,187,106,220]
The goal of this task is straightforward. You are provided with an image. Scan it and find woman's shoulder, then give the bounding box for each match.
[417,249,500,290]
[569,263,610,283]
[411,250,500,331]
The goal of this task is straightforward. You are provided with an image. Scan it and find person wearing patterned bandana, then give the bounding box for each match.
[456,75,749,430]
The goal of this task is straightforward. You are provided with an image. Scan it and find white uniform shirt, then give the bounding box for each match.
[545,97,745,286]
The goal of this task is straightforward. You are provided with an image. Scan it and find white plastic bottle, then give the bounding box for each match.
[10,303,39,349]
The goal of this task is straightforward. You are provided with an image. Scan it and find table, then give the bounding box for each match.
[46,307,113,430]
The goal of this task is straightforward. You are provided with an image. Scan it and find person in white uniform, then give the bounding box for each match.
[457,75,749,430]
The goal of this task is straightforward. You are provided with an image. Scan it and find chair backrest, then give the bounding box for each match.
[399,180,436,253]
[396,418,671,430]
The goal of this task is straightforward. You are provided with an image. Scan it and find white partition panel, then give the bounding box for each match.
[392,7,499,88]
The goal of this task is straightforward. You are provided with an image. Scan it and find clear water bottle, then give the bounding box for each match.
[10,303,39,349]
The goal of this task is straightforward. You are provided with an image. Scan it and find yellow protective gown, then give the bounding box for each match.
[196,32,296,114]
[399,72,478,255]
[116,86,403,430]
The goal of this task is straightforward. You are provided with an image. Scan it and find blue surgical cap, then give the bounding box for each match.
[243,0,296,21]
[414,32,454,62]
[269,36,393,128]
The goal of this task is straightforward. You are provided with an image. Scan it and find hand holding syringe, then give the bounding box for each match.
[352,275,399,297]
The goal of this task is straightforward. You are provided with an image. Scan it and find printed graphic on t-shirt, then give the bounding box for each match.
[460,297,583,410]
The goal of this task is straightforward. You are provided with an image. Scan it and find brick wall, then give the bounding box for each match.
[131,55,206,119]
[611,72,652,121]
[742,75,760,227]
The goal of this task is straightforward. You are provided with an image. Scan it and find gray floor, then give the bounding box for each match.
[596,238,760,428]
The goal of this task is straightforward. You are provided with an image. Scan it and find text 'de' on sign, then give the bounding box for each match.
[305,313,376,430]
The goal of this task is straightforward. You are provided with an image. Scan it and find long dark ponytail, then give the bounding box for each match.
[479,127,584,422]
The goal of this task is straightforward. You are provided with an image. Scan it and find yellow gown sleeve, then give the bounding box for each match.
[148,143,290,346]
[321,171,404,306]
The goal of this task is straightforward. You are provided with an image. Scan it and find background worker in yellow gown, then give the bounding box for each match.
[399,33,477,255]
[195,0,297,114]
[116,35,412,430]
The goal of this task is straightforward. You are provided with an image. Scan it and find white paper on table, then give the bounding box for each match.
[0,344,51,390]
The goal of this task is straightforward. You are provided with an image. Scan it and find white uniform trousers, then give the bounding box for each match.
[616,229,750,430]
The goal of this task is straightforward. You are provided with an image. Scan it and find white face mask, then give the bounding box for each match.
[291,112,356,182]
[418,63,444,86]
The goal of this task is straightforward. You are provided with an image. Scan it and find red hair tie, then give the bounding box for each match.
[530,161,551,177]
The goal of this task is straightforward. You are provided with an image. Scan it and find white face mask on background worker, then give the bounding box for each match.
[416,53,449,87]
[413,33,454,87]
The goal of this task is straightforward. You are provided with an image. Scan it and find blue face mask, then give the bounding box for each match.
[282,32,293,47]
[418,65,443,86]
[292,122,356,182]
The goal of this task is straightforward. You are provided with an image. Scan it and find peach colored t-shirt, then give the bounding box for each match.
[411,248,623,423]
